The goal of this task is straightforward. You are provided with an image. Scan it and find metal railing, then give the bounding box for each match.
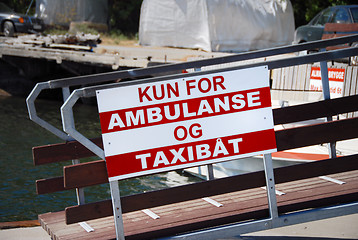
[27,34,358,240]
[60,42,358,161]
[27,35,358,142]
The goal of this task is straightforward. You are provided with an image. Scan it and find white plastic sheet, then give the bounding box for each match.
[36,0,108,26]
[139,0,295,52]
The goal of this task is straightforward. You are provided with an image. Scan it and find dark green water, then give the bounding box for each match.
[0,96,201,222]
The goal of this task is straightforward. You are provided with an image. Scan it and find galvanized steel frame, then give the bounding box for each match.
[159,202,358,240]
[27,34,358,239]
[60,46,358,162]
[27,34,358,141]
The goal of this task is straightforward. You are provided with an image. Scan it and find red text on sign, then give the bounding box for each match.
[100,87,270,134]
[136,137,243,169]
[185,76,226,95]
[105,129,276,179]
[138,75,226,102]
[174,123,203,141]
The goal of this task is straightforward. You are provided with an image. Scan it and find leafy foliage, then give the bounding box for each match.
[2,0,357,34]
[291,0,357,27]
[2,0,36,15]
[108,0,142,35]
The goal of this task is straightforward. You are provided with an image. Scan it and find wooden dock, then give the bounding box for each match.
[38,169,358,240]
[32,94,358,240]
[0,36,229,70]
[27,35,358,239]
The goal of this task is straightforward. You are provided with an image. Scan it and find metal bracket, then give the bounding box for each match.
[61,89,105,159]
[62,89,124,240]
[26,82,71,141]
[319,49,337,159]
[110,181,125,240]
[27,83,86,204]
[263,153,279,220]
[160,201,358,239]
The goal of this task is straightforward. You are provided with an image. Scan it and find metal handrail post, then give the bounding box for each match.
[62,89,124,239]
[58,47,358,160]
[61,89,105,159]
[263,153,279,221]
[62,87,85,205]
[26,35,358,144]
[319,49,337,159]
[55,44,358,240]
[194,67,215,181]
[26,82,70,141]
[110,181,125,240]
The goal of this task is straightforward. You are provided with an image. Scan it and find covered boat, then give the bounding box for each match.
[139,0,295,52]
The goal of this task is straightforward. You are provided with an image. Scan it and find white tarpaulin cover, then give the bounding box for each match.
[36,0,108,26]
[139,0,295,52]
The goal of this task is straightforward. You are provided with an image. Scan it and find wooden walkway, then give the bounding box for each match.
[25,35,358,240]
[0,36,229,69]
[31,94,358,240]
[39,170,358,240]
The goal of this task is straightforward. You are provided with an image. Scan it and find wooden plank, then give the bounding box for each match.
[343,66,353,118]
[271,68,277,89]
[323,23,358,33]
[125,171,358,235]
[280,67,286,90]
[43,190,358,240]
[304,64,312,91]
[278,189,358,215]
[297,64,305,91]
[128,184,358,240]
[322,34,354,39]
[32,95,358,166]
[65,170,266,224]
[322,23,358,50]
[280,67,287,90]
[33,138,103,165]
[343,66,353,97]
[62,116,358,191]
[285,67,294,90]
[272,68,281,89]
[42,174,358,240]
[36,177,65,195]
[292,65,299,90]
[64,160,108,189]
[350,67,358,118]
[61,178,358,239]
[294,65,301,90]
[354,67,358,96]
[65,154,358,224]
[125,199,270,240]
[39,211,116,240]
[42,169,358,238]
[274,155,358,183]
[325,45,351,50]
[273,94,358,125]
[276,117,358,151]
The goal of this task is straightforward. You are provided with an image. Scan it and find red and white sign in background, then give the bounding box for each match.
[96,66,277,181]
[310,66,345,98]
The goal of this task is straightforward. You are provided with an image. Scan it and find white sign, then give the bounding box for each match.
[310,66,345,98]
[96,66,277,181]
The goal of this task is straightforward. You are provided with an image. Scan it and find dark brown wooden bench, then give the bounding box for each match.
[322,23,358,51]
[33,93,358,240]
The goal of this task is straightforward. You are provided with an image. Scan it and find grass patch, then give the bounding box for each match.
[102,30,138,45]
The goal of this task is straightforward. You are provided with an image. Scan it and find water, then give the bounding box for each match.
[0,96,201,222]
